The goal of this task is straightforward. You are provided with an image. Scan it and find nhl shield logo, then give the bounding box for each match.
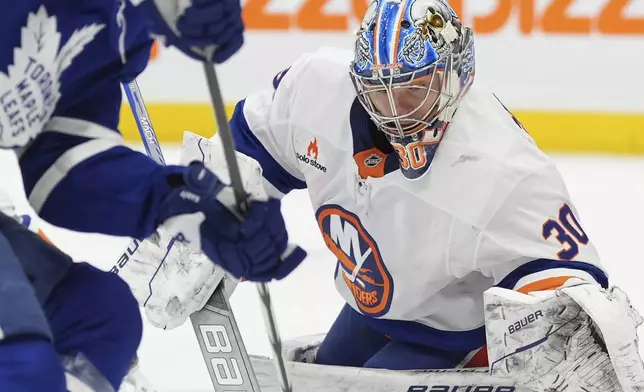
[364,153,383,168]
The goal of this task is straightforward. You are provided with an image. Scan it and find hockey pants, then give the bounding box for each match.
[316,304,479,370]
[0,212,142,391]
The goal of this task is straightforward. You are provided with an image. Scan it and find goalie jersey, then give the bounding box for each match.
[228,47,609,352]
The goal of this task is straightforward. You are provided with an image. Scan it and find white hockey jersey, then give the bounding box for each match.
[224,47,608,352]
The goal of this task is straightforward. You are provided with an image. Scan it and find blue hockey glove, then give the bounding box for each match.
[157,162,306,282]
[139,0,244,63]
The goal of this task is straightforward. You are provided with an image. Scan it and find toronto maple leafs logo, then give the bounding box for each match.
[0,6,105,149]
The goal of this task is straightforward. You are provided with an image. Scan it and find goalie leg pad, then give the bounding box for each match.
[561,282,644,392]
[484,280,644,392]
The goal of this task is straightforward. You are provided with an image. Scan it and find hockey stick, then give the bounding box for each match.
[122,79,261,392]
[201,63,292,392]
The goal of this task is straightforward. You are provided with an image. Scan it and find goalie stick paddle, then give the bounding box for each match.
[123,79,261,392]
[201,62,293,392]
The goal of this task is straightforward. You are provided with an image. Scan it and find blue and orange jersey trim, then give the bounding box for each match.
[349,100,399,178]
[497,258,608,292]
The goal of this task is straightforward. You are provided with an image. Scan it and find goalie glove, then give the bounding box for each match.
[112,227,234,330]
[485,279,644,392]
[157,161,306,282]
[115,144,303,328]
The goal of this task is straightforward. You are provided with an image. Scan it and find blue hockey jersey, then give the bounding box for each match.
[0,1,177,239]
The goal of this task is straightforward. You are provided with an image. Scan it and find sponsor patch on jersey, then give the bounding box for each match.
[316,205,393,317]
[296,137,327,173]
[0,6,105,148]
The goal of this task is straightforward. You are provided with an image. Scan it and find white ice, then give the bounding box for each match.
[1,147,644,392]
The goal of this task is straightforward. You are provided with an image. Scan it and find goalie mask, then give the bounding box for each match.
[350,0,475,180]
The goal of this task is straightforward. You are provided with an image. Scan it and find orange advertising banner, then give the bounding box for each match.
[242,0,644,34]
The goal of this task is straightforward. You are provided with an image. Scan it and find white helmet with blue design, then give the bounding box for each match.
[350,0,475,179]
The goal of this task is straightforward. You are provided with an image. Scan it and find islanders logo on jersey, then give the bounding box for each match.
[316,205,393,317]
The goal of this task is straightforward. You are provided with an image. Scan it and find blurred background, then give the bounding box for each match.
[124,0,644,153]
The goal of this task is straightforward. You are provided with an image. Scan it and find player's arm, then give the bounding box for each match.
[19,78,306,283]
[222,57,315,198]
[477,162,608,292]
[17,81,183,239]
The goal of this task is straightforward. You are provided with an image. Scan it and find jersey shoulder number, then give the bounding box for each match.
[542,203,590,261]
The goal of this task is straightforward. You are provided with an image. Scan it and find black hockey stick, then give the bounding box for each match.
[202,62,293,392]
[123,79,261,392]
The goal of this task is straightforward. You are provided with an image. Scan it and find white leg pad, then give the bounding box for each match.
[484,280,644,392]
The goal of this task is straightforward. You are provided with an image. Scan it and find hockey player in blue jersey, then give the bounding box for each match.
[0,0,305,391]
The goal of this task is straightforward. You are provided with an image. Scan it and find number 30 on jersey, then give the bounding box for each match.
[542,203,590,261]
